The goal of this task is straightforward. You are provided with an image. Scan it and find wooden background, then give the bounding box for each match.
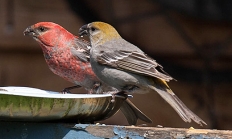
[1,0,232,129]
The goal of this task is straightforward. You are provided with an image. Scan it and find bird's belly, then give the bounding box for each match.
[91,63,151,94]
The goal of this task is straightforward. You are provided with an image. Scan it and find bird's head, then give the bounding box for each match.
[24,22,74,49]
[79,22,121,46]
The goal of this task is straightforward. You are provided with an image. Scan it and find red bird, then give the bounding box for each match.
[23,22,152,125]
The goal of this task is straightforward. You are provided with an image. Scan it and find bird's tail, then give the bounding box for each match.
[120,99,152,125]
[149,79,207,126]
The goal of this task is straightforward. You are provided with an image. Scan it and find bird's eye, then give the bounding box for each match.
[38,27,46,32]
[90,27,96,32]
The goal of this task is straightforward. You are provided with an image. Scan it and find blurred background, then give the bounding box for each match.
[1,0,232,129]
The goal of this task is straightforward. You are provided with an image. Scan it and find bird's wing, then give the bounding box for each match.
[97,50,174,81]
[70,38,91,62]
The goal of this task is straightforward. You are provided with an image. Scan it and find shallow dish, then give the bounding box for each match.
[0,87,126,122]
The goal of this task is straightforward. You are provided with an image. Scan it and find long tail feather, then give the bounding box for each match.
[120,99,152,125]
[149,79,207,126]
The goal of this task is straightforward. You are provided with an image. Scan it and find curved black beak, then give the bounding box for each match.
[78,24,89,37]
[23,26,35,36]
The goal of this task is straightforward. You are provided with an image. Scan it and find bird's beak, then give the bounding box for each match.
[78,24,89,37]
[23,26,36,36]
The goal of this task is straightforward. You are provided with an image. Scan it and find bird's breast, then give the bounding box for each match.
[44,49,98,88]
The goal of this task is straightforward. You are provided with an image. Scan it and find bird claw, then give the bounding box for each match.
[61,89,71,94]
[107,91,128,103]
[111,95,116,103]
[60,85,82,94]
[89,82,101,94]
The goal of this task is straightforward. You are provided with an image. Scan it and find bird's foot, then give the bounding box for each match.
[61,85,81,94]
[61,88,71,94]
[90,82,101,94]
[107,91,128,103]
[111,95,115,103]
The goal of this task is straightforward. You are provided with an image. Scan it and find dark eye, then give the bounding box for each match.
[90,27,96,32]
[38,26,46,32]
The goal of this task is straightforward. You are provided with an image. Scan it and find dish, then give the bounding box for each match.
[0,87,126,122]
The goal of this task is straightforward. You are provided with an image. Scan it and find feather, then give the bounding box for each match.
[97,50,174,81]
[149,79,206,126]
[71,38,90,62]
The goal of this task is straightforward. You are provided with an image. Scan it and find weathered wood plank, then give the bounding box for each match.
[75,124,232,139]
[0,122,231,138]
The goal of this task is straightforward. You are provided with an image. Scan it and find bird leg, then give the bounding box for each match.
[89,82,101,94]
[107,91,127,103]
[61,85,81,94]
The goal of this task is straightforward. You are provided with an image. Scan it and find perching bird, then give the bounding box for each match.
[79,21,207,126]
[23,22,152,125]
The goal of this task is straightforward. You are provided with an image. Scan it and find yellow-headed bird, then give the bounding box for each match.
[79,21,206,126]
